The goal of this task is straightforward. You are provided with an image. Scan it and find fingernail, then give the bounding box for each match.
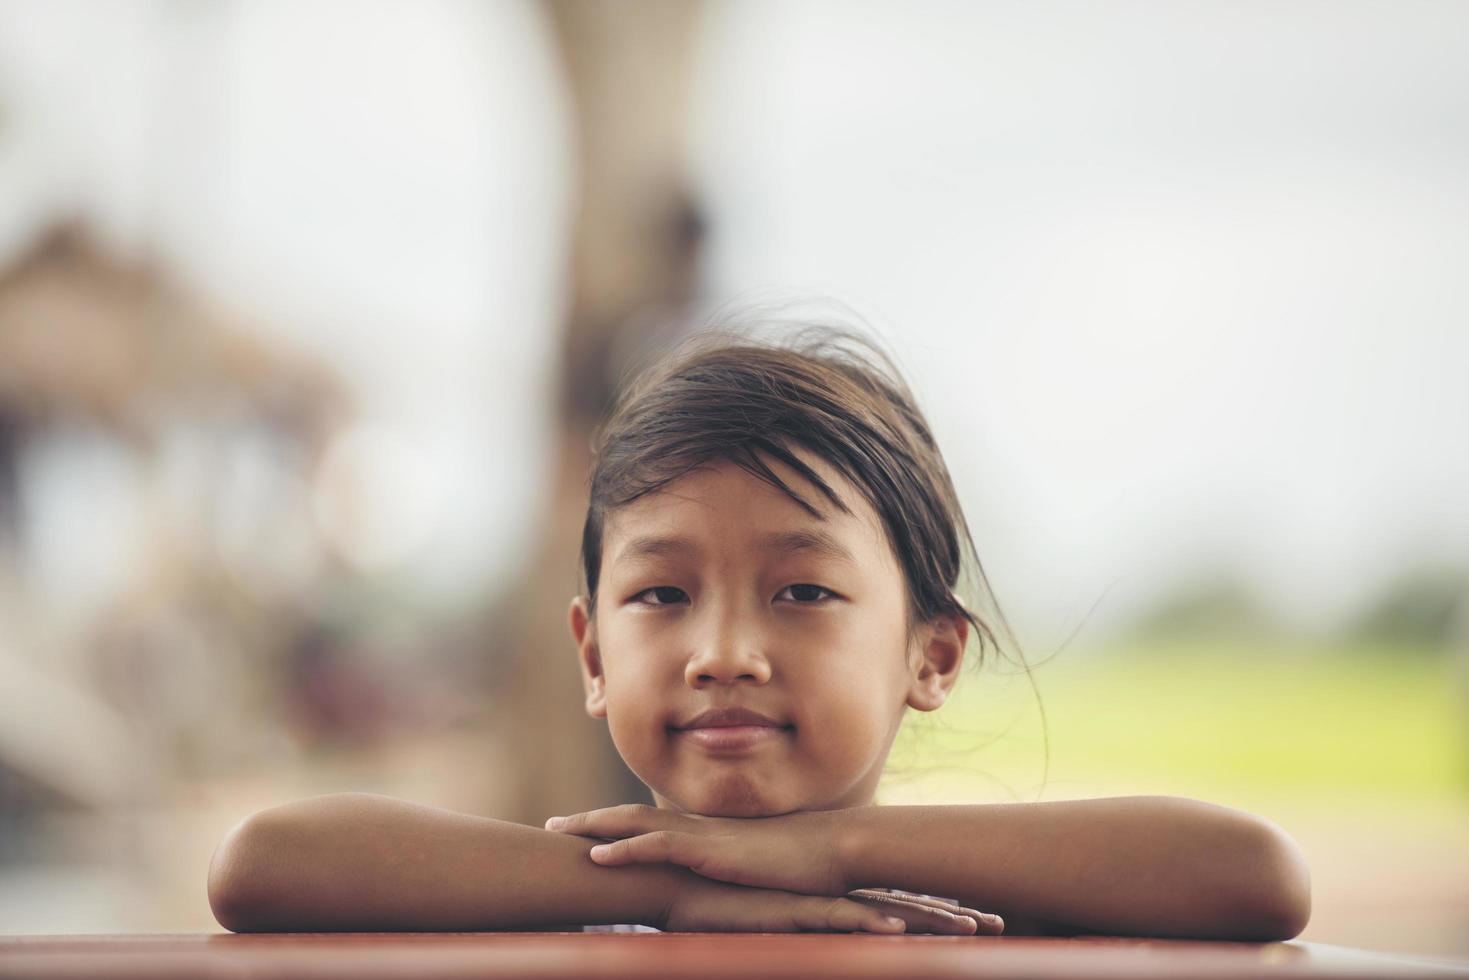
[981,913,1001,924]
[589,844,608,857]
[883,916,905,930]
[545,817,564,829]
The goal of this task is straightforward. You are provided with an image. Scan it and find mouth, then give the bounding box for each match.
[672,724,793,752]
[676,707,788,729]
[671,707,793,752]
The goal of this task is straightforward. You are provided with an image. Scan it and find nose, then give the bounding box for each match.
[684,612,772,688]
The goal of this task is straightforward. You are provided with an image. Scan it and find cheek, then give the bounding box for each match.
[601,689,667,790]
[787,640,907,749]
[602,656,661,721]
[597,638,674,761]
[799,672,899,741]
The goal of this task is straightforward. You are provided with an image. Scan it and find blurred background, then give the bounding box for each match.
[0,0,1465,956]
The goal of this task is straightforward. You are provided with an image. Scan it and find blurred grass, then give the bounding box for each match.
[881,641,1469,806]
[879,641,1469,956]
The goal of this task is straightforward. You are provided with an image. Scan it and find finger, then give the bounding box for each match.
[845,891,984,936]
[849,888,1000,933]
[788,897,907,934]
[587,831,708,870]
[848,889,1004,936]
[887,899,980,936]
[544,803,684,838]
[791,895,982,935]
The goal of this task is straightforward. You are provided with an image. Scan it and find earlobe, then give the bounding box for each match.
[568,596,607,719]
[906,614,968,713]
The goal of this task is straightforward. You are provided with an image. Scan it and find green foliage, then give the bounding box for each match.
[1344,566,1469,649]
[1125,575,1285,643]
[882,640,1469,805]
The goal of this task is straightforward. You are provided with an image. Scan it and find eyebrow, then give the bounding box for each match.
[613,535,700,566]
[612,529,856,567]
[758,529,857,565]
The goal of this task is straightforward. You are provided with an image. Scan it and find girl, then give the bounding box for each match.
[208,327,1311,939]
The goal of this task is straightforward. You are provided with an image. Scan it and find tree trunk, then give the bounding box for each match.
[489,0,709,825]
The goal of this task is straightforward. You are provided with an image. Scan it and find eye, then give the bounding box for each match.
[775,583,836,604]
[632,586,690,606]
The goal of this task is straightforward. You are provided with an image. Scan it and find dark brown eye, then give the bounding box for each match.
[636,586,689,605]
[777,584,833,603]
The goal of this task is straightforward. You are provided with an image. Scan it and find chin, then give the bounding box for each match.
[681,772,791,817]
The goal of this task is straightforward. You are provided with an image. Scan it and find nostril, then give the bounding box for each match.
[690,669,775,687]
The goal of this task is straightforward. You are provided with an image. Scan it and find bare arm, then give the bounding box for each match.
[207,792,993,935]
[838,796,1311,940]
[207,792,686,932]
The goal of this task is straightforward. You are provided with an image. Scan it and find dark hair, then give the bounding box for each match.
[579,324,1015,669]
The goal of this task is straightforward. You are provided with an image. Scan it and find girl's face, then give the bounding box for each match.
[569,448,966,817]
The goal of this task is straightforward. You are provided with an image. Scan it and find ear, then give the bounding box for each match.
[905,613,968,712]
[568,595,607,719]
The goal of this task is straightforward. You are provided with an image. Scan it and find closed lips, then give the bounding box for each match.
[673,709,794,753]
[676,708,790,729]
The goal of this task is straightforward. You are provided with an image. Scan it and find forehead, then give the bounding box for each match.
[602,451,893,569]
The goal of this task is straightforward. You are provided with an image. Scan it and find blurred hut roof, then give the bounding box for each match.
[0,222,350,450]
[0,223,355,815]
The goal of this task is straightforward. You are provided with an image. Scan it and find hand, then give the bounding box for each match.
[662,875,1003,935]
[546,803,848,895]
[546,804,1004,935]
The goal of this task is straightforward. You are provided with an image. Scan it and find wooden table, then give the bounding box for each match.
[3,933,1467,979]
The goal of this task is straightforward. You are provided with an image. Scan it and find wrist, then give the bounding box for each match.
[635,864,694,929]
[833,804,879,892]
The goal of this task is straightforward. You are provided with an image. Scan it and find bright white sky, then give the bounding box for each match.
[691,0,1469,641]
[0,0,1465,643]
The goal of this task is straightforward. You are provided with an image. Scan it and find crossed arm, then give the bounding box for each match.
[840,796,1313,939]
[209,792,1310,939]
[547,794,1312,941]
[207,793,993,935]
